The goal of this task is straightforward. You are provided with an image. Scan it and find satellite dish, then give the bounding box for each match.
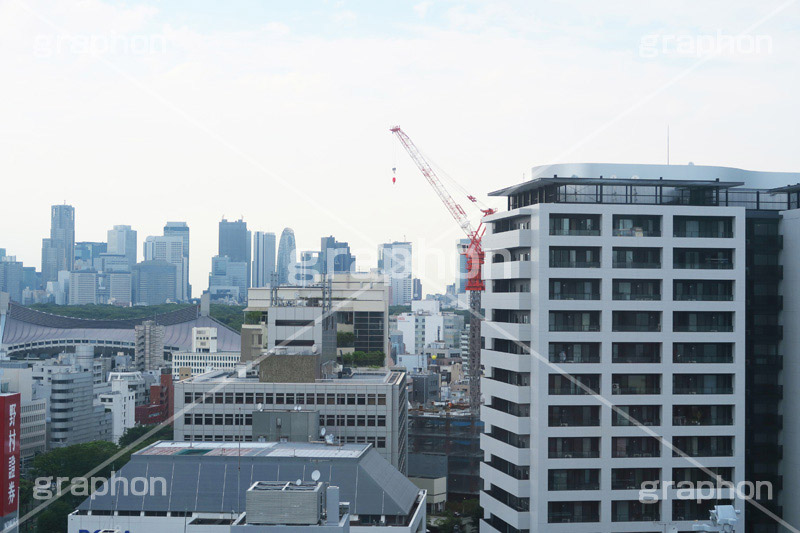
[295,479,302,486]
[311,344,318,354]
[311,470,321,482]
[320,427,326,437]
[325,434,335,445]
[257,403,263,411]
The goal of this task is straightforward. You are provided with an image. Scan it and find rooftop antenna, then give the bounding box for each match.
[667,125,670,165]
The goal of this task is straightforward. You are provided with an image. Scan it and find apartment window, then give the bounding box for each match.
[549,279,600,300]
[613,214,661,237]
[493,216,530,234]
[549,343,600,363]
[612,374,661,395]
[673,467,734,484]
[493,339,531,355]
[612,311,661,332]
[486,485,529,512]
[612,500,660,522]
[673,343,733,363]
[673,311,734,332]
[547,501,600,523]
[612,436,660,458]
[674,248,733,269]
[612,343,661,363]
[674,280,734,301]
[490,368,530,387]
[673,374,733,395]
[549,311,600,332]
[612,405,660,426]
[673,499,734,522]
[673,405,733,426]
[548,405,600,427]
[549,246,601,268]
[489,455,529,480]
[674,216,733,238]
[672,436,733,457]
[493,309,530,324]
[493,279,530,293]
[613,279,661,300]
[612,247,661,268]
[611,468,660,490]
[548,374,600,395]
[548,469,600,491]
[492,247,531,263]
[490,427,529,448]
[550,214,601,236]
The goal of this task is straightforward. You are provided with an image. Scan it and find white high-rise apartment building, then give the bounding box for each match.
[478,163,800,533]
[144,235,188,301]
[379,241,413,306]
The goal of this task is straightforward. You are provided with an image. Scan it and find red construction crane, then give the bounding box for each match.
[390,126,495,413]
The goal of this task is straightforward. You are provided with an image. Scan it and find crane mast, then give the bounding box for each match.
[390,126,495,414]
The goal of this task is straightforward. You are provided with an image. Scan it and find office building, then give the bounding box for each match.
[456,238,470,294]
[395,301,465,355]
[253,231,277,288]
[134,371,173,425]
[219,218,251,287]
[47,367,112,448]
[67,270,97,305]
[108,371,149,407]
[412,278,422,301]
[144,235,188,301]
[277,227,297,285]
[0,361,48,460]
[99,378,136,443]
[164,221,191,298]
[104,271,132,305]
[299,250,323,287]
[208,255,248,302]
[133,260,177,305]
[0,251,23,303]
[135,320,165,372]
[320,236,356,275]
[477,163,800,533]
[74,241,107,271]
[378,242,413,306]
[172,327,239,378]
[106,224,137,270]
[41,204,75,283]
[68,440,426,533]
[409,408,483,502]
[174,367,409,473]
[96,252,129,273]
[247,273,391,357]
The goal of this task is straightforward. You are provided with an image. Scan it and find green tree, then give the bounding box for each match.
[336,331,355,348]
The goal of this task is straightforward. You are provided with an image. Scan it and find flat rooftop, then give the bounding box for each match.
[184,368,406,386]
[139,440,367,459]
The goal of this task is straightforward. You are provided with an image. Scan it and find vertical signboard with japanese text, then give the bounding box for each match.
[0,393,20,532]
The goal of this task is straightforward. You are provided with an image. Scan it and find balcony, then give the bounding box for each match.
[611,468,661,490]
[549,343,601,364]
[671,436,734,457]
[748,295,783,309]
[672,406,733,426]
[547,502,600,524]
[550,214,601,236]
[673,312,734,333]
[673,343,734,364]
[549,311,601,332]
[548,406,600,427]
[674,248,734,270]
[548,469,600,491]
[613,215,662,237]
[612,501,661,522]
[748,265,783,279]
[613,343,661,363]
[549,292,600,301]
[549,374,600,395]
[612,311,662,332]
[611,437,660,458]
[612,406,661,427]
[612,247,661,269]
[612,375,661,395]
[673,216,734,238]
[548,437,600,459]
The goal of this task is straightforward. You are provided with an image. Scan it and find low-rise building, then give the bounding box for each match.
[68,441,426,533]
[174,368,409,473]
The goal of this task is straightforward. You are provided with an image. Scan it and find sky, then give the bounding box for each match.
[0,0,798,294]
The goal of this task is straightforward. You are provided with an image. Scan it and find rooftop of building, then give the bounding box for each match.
[489,162,800,210]
[182,367,406,386]
[75,440,421,518]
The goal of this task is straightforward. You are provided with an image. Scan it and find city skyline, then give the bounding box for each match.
[2,1,798,294]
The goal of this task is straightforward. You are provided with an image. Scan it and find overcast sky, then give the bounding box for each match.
[1,0,798,294]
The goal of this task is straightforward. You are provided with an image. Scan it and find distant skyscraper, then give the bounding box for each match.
[41,204,75,283]
[107,225,137,270]
[132,260,176,305]
[378,241,412,306]
[320,236,355,275]
[456,238,470,294]
[276,228,297,285]
[164,222,190,298]
[68,270,97,305]
[207,255,248,302]
[412,278,422,301]
[252,231,276,287]
[0,251,23,302]
[218,218,251,287]
[298,251,322,287]
[144,235,188,301]
[74,241,107,271]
